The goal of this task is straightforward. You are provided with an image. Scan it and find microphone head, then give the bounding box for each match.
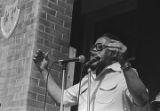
[78,55,86,63]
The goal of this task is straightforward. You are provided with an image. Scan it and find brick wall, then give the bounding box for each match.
[0,0,74,111]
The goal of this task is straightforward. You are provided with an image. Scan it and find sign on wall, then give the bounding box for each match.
[1,0,20,38]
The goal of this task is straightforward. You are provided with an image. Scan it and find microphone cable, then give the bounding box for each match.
[77,63,87,108]
[43,67,51,111]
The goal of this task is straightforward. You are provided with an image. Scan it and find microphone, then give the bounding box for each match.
[84,56,101,67]
[57,55,85,63]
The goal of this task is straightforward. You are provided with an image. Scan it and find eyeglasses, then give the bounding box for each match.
[90,43,108,52]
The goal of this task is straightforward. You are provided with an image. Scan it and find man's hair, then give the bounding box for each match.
[101,33,121,41]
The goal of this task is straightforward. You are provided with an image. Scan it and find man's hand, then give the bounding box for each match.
[107,39,127,54]
[33,49,49,71]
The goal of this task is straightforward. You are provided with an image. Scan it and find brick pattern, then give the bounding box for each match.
[0,0,74,110]
[29,0,74,111]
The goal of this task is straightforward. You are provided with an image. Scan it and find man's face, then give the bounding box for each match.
[89,37,112,68]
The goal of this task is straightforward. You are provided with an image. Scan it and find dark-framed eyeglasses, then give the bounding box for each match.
[90,43,108,52]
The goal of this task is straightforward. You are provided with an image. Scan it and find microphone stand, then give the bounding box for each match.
[60,62,67,111]
[87,68,92,111]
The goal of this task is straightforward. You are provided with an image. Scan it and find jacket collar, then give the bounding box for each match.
[106,62,122,72]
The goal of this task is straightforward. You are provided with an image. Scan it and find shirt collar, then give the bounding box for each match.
[106,62,122,72]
